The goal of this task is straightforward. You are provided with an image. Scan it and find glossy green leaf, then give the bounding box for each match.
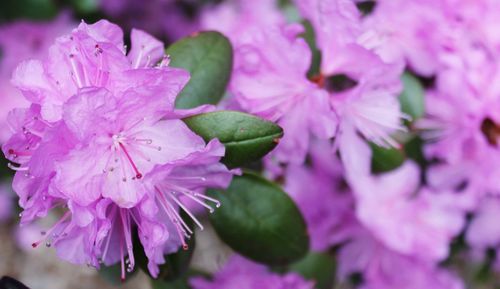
[167,31,233,109]
[399,72,425,120]
[288,252,336,289]
[183,111,284,168]
[370,143,406,173]
[207,172,309,265]
[0,0,57,21]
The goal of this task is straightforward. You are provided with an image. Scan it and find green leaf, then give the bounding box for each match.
[134,213,196,281]
[288,252,336,289]
[167,31,233,109]
[370,143,405,173]
[207,172,309,265]
[300,20,322,78]
[399,72,425,120]
[68,0,99,13]
[183,111,284,168]
[0,0,57,21]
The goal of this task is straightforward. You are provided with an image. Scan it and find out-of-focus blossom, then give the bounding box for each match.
[205,0,405,168]
[201,0,284,42]
[190,255,315,289]
[300,0,407,174]
[338,230,465,289]
[0,14,73,142]
[3,20,235,279]
[359,0,450,76]
[420,89,500,204]
[230,23,336,164]
[294,0,362,74]
[350,161,467,262]
[467,197,500,249]
[285,142,359,251]
[101,0,200,41]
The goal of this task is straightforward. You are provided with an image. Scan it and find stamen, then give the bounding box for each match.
[167,183,221,210]
[32,212,70,248]
[120,209,135,273]
[194,193,221,208]
[120,237,126,281]
[144,55,151,68]
[119,143,143,179]
[8,149,32,157]
[101,207,116,263]
[69,54,84,88]
[167,176,207,182]
[178,191,215,213]
[133,45,145,69]
[156,190,191,250]
[7,163,29,171]
[94,44,104,86]
[168,192,204,231]
[156,188,193,235]
[158,55,171,67]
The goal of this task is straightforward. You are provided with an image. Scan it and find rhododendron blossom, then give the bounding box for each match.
[3,20,235,279]
[338,231,465,289]
[204,0,406,169]
[0,14,73,142]
[190,255,315,289]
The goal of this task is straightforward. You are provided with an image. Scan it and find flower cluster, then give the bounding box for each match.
[2,20,234,279]
[199,0,500,287]
[203,0,405,174]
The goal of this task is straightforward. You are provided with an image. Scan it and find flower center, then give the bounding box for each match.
[108,134,143,180]
[481,117,500,146]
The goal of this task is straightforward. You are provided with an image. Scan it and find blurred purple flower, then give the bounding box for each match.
[338,230,465,289]
[285,141,359,251]
[467,196,500,249]
[190,255,315,289]
[201,0,284,42]
[3,20,235,279]
[205,0,405,169]
[350,161,468,262]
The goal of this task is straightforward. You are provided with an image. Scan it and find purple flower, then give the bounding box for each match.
[3,20,235,279]
[350,161,468,262]
[230,23,337,164]
[207,0,405,168]
[466,196,500,250]
[359,0,449,76]
[201,0,284,43]
[338,230,465,289]
[0,14,73,142]
[284,141,360,251]
[190,255,315,289]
